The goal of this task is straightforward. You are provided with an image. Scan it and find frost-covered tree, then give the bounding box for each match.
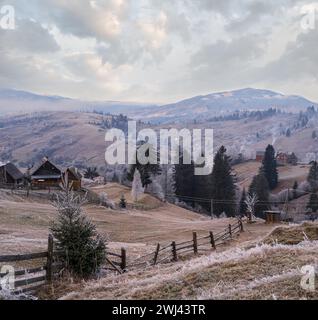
[51,174,106,277]
[131,169,144,202]
[99,192,115,209]
[245,193,259,222]
[127,141,162,189]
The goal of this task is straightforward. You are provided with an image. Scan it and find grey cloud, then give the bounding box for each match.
[0,19,59,53]
[261,27,318,82]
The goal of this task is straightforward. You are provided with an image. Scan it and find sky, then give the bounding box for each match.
[0,0,317,104]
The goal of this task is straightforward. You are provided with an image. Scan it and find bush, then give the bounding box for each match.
[51,175,106,278]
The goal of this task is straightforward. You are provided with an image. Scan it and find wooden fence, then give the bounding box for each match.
[125,219,244,269]
[0,235,128,295]
[0,220,243,295]
[0,235,62,294]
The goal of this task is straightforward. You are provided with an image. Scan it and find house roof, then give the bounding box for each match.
[1,163,24,180]
[29,157,62,176]
[256,151,265,156]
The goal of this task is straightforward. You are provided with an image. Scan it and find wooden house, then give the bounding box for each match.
[276,152,298,166]
[30,157,62,188]
[0,162,24,185]
[256,151,265,162]
[63,167,82,191]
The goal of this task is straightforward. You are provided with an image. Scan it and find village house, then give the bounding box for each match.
[29,157,62,189]
[28,157,83,190]
[256,151,265,162]
[276,152,298,166]
[0,162,24,186]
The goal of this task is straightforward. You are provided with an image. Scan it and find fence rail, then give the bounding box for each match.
[0,220,244,296]
[0,235,64,295]
[126,219,244,269]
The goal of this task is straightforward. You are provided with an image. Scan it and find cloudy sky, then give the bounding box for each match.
[0,0,317,103]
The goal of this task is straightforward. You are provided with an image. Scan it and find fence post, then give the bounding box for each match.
[209,231,216,250]
[193,232,198,254]
[171,241,177,261]
[121,248,127,272]
[46,234,53,283]
[239,219,244,232]
[229,224,232,238]
[153,243,160,265]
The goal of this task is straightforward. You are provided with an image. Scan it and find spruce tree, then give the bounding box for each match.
[210,146,236,217]
[51,175,106,277]
[307,161,318,191]
[307,193,318,213]
[127,141,162,189]
[172,149,195,207]
[119,194,127,209]
[131,168,144,202]
[239,188,247,217]
[261,144,278,190]
[84,167,99,179]
[292,181,298,198]
[249,172,270,218]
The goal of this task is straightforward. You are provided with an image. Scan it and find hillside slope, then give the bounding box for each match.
[60,235,318,300]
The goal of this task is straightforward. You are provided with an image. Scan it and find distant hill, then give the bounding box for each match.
[0,88,155,115]
[134,88,318,123]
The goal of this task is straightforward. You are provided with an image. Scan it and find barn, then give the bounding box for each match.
[30,157,62,189]
[0,162,24,186]
[64,167,82,191]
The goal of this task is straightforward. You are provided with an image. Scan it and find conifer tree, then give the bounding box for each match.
[249,172,270,217]
[51,175,106,277]
[127,141,162,189]
[210,146,236,217]
[172,149,195,207]
[261,144,278,190]
[239,188,247,217]
[307,161,318,191]
[307,193,318,213]
[119,194,127,209]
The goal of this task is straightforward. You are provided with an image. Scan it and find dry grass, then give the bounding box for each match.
[263,222,318,245]
[57,240,318,300]
[233,161,309,193]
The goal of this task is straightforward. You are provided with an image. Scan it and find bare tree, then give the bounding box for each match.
[245,193,259,222]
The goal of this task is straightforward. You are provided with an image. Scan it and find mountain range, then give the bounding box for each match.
[0,88,317,123]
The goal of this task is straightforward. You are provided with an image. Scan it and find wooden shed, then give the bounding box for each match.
[264,211,281,224]
[63,167,82,191]
[30,157,62,189]
[0,162,24,186]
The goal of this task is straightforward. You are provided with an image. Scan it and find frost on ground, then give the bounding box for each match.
[60,240,318,300]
